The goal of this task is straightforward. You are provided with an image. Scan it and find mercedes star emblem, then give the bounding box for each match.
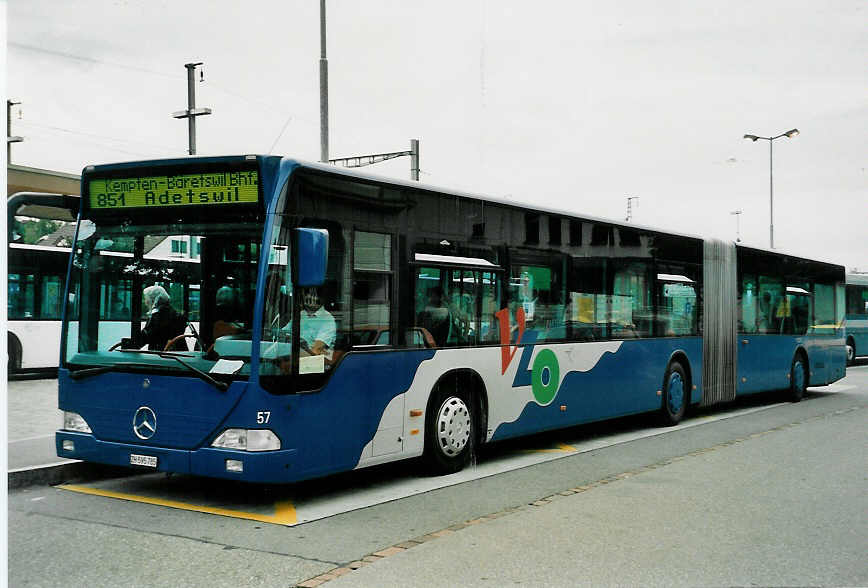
[133,406,157,440]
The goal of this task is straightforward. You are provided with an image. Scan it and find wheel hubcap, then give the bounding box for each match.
[436,397,471,457]
[846,344,854,362]
[667,373,684,415]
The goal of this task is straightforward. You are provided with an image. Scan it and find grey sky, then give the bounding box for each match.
[6,0,867,270]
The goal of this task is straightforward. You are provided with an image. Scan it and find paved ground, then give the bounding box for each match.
[6,377,70,470]
[7,378,61,441]
[326,398,868,588]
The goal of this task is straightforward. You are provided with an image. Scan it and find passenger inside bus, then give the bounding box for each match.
[417,287,451,346]
[124,285,186,351]
[213,285,244,339]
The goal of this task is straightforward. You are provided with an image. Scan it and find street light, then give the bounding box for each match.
[730,209,743,242]
[743,128,799,248]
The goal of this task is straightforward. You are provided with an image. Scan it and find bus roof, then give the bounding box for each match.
[847,272,868,286]
[288,158,844,270]
[77,155,845,271]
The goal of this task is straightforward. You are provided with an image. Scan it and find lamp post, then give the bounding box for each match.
[730,209,742,242]
[743,128,799,249]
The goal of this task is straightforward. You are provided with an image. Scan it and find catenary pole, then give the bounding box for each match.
[320,0,329,162]
[172,62,212,155]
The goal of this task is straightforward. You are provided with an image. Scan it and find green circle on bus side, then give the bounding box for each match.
[532,349,560,405]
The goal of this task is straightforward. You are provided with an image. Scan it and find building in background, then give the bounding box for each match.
[8,164,80,196]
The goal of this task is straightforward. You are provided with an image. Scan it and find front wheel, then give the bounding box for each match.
[424,386,474,475]
[8,335,22,372]
[846,338,855,366]
[660,361,687,426]
[788,355,808,402]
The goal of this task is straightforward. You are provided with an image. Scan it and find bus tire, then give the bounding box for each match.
[846,337,855,366]
[8,334,22,372]
[788,353,808,402]
[424,382,474,475]
[660,361,687,426]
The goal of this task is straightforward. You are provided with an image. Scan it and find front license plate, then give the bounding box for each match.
[130,454,158,468]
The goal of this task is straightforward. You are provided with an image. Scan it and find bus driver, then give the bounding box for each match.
[282,287,336,359]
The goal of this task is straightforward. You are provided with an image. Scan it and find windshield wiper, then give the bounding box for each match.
[69,362,157,380]
[157,353,229,392]
[71,355,229,392]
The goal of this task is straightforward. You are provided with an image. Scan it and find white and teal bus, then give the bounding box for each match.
[845,272,868,365]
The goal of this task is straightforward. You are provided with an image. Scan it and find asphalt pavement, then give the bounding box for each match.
[7,365,867,587]
[6,376,88,488]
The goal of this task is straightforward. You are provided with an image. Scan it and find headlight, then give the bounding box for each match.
[63,411,92,433]
[211,429,281,451]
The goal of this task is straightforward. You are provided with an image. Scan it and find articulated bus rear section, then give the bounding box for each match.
[56,156,847,484]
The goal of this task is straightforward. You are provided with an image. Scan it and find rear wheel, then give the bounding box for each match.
[788,354,808,402]
[846,338,855,366]
[424,383,474,474]
[660,361,687,426]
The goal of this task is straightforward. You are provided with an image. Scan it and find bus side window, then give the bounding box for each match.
[8,273,36,319]
[757,275,783,334]
[479,271,501,343]
[740,275,757,333]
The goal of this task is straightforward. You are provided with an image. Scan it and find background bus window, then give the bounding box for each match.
[657,273,698,336]
[757,275,784,334]
[812,283,836,335]
[846,284,868,315]
[740,274,758,333]
[98,281,132,320]
[8,274,36,319]
[783,284,812,335]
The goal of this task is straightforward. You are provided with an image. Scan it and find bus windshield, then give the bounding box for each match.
[63,219,263,379]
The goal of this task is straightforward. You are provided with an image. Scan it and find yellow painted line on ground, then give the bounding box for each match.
[524,442,577,454]
[58,484,297,526]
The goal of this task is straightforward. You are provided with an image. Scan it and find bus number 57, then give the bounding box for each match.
[256,411,271,424]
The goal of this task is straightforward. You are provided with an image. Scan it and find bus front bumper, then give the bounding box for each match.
[55,431,300,483]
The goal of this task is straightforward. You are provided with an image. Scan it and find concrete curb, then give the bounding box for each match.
[8,462,131,490]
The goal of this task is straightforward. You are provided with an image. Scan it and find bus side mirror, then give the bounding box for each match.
[295,228,329,287]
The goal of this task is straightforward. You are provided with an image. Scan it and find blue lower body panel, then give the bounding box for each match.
[56,431,303,484]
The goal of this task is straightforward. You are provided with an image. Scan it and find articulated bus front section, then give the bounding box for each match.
[55,155,318,483]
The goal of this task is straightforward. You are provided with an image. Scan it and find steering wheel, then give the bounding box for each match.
[163,333,204,352]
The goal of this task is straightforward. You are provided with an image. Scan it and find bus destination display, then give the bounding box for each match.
[88,170,259,210]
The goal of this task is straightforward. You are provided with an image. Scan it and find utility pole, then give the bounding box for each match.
[743,128,799,249]
[7,100,23,163]
[730,209,742,242]
[172,62,212,155]
[329,139,421,181]
[319,0,329,162]
[625,196,639,222]
[410,139,420,181]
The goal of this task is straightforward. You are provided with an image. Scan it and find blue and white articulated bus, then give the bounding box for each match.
[845,272,868,365]
[56,156,847,483]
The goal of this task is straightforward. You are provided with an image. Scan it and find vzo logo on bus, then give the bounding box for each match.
[495,307,560,405]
